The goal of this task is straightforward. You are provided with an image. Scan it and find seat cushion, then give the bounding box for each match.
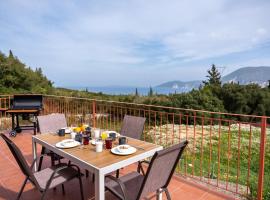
[105,171,144,200]
[34,163,78,190]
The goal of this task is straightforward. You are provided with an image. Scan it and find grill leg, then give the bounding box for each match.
[16,114,19,128]
[11,114,15,130]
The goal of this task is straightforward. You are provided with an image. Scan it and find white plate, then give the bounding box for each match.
[111,145,137,155]
[56,139,81,149]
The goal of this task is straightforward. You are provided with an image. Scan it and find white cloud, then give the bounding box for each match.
[0,0,270,86]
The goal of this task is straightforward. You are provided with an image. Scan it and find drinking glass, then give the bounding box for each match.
[83,135,89,145]
[105,138,113,149]
[95,140,103,152]
[93,129,100,140]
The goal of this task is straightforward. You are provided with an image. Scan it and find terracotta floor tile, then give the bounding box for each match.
[0,131,235,200]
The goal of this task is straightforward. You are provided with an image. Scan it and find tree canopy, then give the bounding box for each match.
[203,64,222,86]
[0,51,53,94]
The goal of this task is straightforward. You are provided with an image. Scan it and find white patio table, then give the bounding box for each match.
[32,133,163,200]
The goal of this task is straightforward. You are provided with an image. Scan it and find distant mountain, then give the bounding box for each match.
[221,66,270,87]
[156,66,270,92]
[156,80,202,92]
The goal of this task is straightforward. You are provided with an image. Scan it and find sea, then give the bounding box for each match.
[66,86,188,95]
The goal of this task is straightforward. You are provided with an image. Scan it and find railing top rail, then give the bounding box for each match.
[42,94,270,119]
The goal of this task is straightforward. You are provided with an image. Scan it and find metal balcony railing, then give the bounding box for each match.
[0,94,268,200]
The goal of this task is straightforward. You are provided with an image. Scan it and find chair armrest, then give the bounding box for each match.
[139,160,150,165]
[44,165,70,191]
[137,160,150,175]
[68,164,82,175]
[105,175,127,200]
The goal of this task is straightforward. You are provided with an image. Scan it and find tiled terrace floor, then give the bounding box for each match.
[0,131,235,200]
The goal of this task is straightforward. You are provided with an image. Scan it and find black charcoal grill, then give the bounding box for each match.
[7,95,43,136]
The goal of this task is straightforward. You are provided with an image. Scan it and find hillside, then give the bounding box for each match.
[156,80,201,92]
[0,51,113,100]
[0,51,53,94]
[222,66,270,86]
[157,66,270,90]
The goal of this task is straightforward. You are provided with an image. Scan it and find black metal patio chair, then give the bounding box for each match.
[0,133,84,200]
[105,140,188,200]
[37,113,67,170]
[120,115,146,140]
[115,115,146,178]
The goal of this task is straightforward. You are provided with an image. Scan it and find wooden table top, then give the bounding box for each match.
[33,133,162,169]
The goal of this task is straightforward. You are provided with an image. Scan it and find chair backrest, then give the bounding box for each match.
[0,134,36,183]
[120,115,146,139]
[37,113,67,134]
[137,140,188,200]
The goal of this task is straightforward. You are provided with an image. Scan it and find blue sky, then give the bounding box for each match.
[0,0,270,87]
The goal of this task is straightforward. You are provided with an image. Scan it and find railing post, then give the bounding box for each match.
[92,100,96,128]
[257,116,267,200]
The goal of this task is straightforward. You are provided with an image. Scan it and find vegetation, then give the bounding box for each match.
[1,50,270,118]
[1,50,270,199]
[203,64,222,86]
[0,51,117,100]
[0,51,53,94]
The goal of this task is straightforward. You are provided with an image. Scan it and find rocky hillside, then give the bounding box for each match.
[222,66,270,87]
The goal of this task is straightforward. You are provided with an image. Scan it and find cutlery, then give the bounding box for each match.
[133,146,145,151]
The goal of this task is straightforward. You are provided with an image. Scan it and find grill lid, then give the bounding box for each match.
[11,95,43,110]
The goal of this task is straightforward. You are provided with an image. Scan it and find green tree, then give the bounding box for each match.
[135,88,139,96]
[148,86,153,96]
[8,50,14,59]
[203,64,222,86]
[0,50,53,94]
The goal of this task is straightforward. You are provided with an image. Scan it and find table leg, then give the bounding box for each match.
[95,170,105,200]
[32,138,37,171]
[157,188,163,200]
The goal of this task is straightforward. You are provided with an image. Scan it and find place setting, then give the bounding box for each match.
[55,139,81,148]
[53,126,141,156]
[89,128,139,155]
[54,125,91,149]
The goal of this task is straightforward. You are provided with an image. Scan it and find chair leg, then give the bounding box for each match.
[37,156,44,171]
[41,189,48,200]
[16,177,28,200]
[137,161,141,173]
[164,188,171,200]
[92,173,95,183]
[78,176,84,200]
[38,147,45,171]
[41,180,51,200]
[116,169,120,178]
[61,184,65,194]
[50,154,55,166]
